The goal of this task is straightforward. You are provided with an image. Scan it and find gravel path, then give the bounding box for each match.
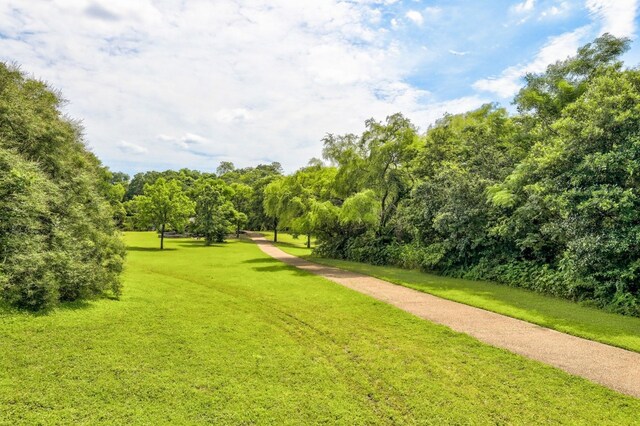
[249,234,640,398]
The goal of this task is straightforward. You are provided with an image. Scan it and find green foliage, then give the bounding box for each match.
[340,190,379,226]
[0,63,125,310]
[125,168,214,201]
[489,66,640,314]
[191,178,237,244]
[515,33,630,122]
[218,162,283,230]
[305,35,640,316]
[230,182,252,235]
[133,178,194,249]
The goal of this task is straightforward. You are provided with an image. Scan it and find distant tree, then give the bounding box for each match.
[307,157,324,167]
[110,172,130,185]
[220,162,283,230]
[230,182,253,237]
[126,171,161,200]
[191,178,237,245]
[134,178,194,249]
[283,164,338,247]
[125,169,211,201]
[105,180,127,228]
[263,178,292,242]
[216,161,235,176]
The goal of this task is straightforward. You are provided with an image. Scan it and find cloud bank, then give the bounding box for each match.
[0,0,637,173]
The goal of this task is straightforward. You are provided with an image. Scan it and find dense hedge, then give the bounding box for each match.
[0,64,125,310]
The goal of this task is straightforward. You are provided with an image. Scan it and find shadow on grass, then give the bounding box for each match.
[56,299,96,312]
[251,264,309,276]
[127,246,177,252]
[0,296,103,318]
[242,258,281,264]
[274,241,311,250]
[177,241,225,248]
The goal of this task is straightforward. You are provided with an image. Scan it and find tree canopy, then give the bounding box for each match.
[134,178,195,249]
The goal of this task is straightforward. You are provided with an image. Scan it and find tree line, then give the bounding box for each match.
[119,35,640,316]
[114,162,284,248]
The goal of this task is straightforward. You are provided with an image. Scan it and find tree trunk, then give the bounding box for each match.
[274,218,278,243]
[236,222,240,238]
[306,233,311,249]
[160,223,165,250]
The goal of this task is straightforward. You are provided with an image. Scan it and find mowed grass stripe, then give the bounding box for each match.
[0,232,638,425]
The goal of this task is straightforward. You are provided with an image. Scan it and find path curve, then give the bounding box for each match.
[248,233,640,398]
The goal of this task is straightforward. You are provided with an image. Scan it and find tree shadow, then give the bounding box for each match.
[127,246,177,252]
[274,241,312,250]
[242,258,281,264]
[0,297,100,318]
[55,299,96,312]
[177,241,224,248]
[251,265,309,276]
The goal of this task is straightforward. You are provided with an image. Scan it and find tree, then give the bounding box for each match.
[218,162,283,230]
[285,164,338,247]
[406,104,521,269]
[263,178,293,242]
[134,178,194,249]
[230,182,253,237]
[191,178,237,245]
[216,161,235,176]
[515,33,630,123]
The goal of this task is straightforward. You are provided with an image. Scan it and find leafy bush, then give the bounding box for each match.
[0,63,125,310]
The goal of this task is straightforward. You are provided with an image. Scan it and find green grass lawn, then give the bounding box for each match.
[1,232,639,424]
[261,231,640,353]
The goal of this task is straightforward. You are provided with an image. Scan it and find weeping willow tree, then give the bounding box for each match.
[0,63,125,310]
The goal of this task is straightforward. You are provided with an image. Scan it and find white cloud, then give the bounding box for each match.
[180,133,209,147]
[159,133,210,149]
[587,0,638,38]
[474,0,639,99]
[448,49,469,56]
[2,0,454,172]
[405,10,424,25]
[423,6,442,18]
[3,1,632,174]
[216,108,253,124]
[512,0,536,13]
[472,27,587,98]
[540,6,559,17]
[118,140,147,154]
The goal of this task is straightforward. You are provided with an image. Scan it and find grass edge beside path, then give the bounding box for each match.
[257,231,640,354]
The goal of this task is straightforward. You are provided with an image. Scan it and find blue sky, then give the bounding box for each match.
[0,0,638,175]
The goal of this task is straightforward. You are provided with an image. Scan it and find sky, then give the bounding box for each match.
[1,0,639,175]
